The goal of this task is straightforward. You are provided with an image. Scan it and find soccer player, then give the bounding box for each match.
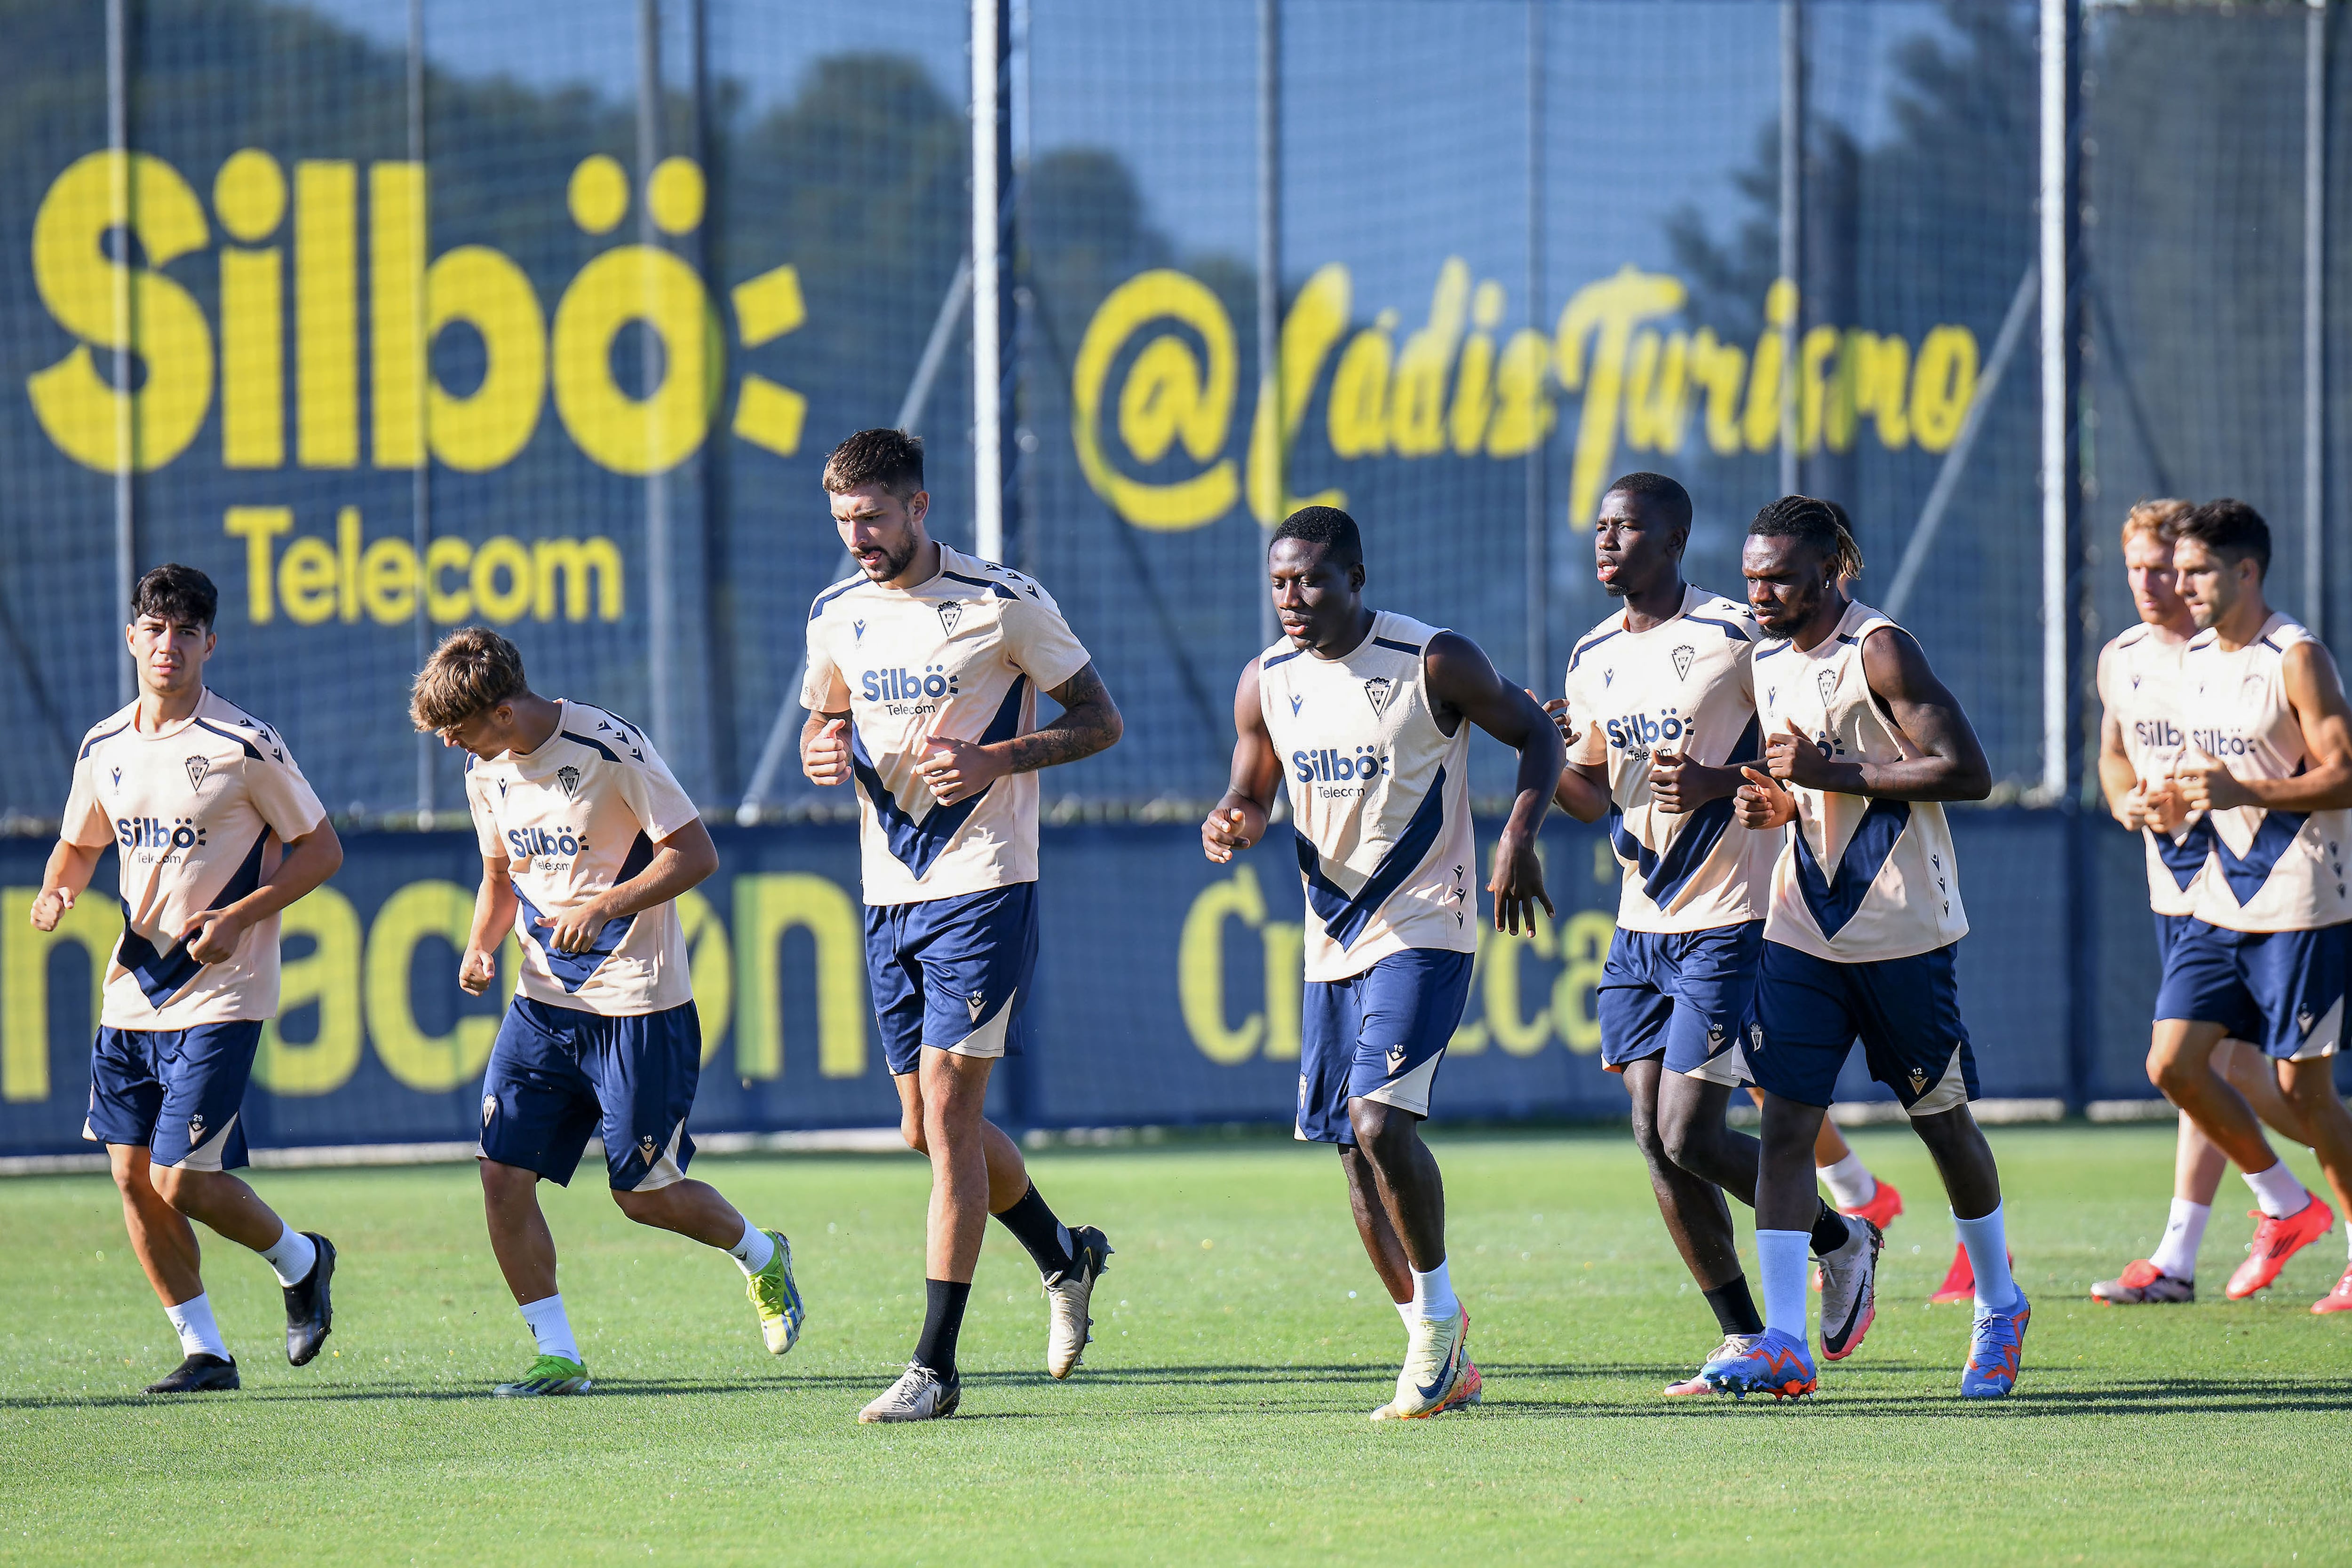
[1707,497,2025,1400]
[32,564,342,1394]
[800,429,1122,1423]
[1544,474,1881,1397]
[2091,499,2315,1305]
[414,628,804,1397]
[1202,504,1563,1420]
[2145,499,2352,1313]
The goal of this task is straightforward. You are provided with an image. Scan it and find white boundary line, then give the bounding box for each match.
[0,1127,910,1179]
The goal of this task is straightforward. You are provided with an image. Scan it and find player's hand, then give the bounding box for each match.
[28,887,72,933]
[802,717,850,786]
[179,907,246,965]
[914,736,1009,806]
[1202,803,1264,863]
[2171,746,2250,813]
[1488,828,1555,936]
[2113,781,2150,832]
[1539,695,1577,747]
[537,898,611,955]
[2140,776,2190,834]
[1764,717,1831,790]
[1735,765,1798,830]
[1646,749,1738,816]
[458,946,498,997]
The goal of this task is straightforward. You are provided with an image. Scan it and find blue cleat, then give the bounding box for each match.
[1960,1291,2030,1398]
[1700,1327,1816,1401]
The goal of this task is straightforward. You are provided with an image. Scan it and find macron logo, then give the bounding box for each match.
[1288,693,1304,717]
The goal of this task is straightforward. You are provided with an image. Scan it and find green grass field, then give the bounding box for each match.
[4,1124,2349,1565]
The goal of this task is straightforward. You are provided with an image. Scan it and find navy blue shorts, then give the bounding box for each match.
[478,996,702,1189]
[1597,919,1762,1083]
[1295,948,1475,1145]
[866,882,1037,1077]
[2151,913,2264,1041]
[1748,940,1979,1116]
[83,1021,262,1171]
[2153,916,2347,1061]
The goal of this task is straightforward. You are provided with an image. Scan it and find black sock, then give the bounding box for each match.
[914,1279,971,1378]
[1702,1276,1765,1337]
[1810,1197,1855,1256]
[992,1182,1076,1277]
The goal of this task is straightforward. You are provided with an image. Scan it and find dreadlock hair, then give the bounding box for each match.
[1748,495,1864,585]
[1271,504,1363,569]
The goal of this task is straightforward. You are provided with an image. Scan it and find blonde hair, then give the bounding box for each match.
[411,626,529,732]
[2121,498,2192,551]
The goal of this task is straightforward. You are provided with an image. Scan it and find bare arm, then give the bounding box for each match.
[1425,631,1561,934]
[535,818,720,955]
[28,839,103,932]
[181,823,345,965]
[1535,696,1613,824]
[802,708,852,785]
[2177,641,2352,813]
[915,663,1124,806]
[460,848,521,996]
[1202,658,1279,862]
[1763,626,1992,802]
[2098,707,2150,830]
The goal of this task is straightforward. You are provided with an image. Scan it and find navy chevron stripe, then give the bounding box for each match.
[850,675,1029,878]
[2184,810,2311,907]
[1293,764,1452,950]
[1789,799,1912,939]
[1610,792,1738,909]
[515,832,656,991]
[115,830,270,1006]
[2152,827,2208,892]
[191,718,261,760]
[79,721,131,760]
[1683,614,1752,642]
[939,570,1016,600]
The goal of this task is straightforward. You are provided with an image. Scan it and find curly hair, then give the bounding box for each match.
[821,428,925,498]
[1748,494,1864,584]
[410,626,530,732]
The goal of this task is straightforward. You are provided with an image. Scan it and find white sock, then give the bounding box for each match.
[165,1293,228,1360]
[727,1219,776,1277]
[517,1293,580,1364]
[2147,1198,2210,1281]
[1394,1297,1415,1325]
[1756,1229,1811,1341]
[256,1224,317,1288]
[1817,1153,1876,1211]
[1954,1205,2019,1310]
[1408,1259,1458,1322]
[2243,1161,2311,1220]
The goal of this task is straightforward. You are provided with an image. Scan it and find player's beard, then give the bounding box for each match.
[862,534,922,582]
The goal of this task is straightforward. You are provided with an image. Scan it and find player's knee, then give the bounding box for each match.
[151,1164,203,1214]
[1656,1109,1702,1172]
[898,1114,929,1155]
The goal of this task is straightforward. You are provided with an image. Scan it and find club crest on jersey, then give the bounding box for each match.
[183,756,209,790]
[1817,668,1839,706]
[1749,1023,1765,1052]
[938,602,963,636]
[556,765,582,801]
[482,1094,497,1127]
[966,990,985,1022]
[1363,676,1396,717]
[1672,644,1695,681]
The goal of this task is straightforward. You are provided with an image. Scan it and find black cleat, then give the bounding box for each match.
[283,1233,336,1366]
[144,1353,239,1394]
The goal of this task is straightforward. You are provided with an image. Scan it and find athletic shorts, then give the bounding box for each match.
[1747,939,1979,1117]
[1597,919,1762,1084]
[82,1021,262,1171]
[2150,912,2263,1041]
[478,996,701,1190]
[2153,916,2347,1061]
[1295,948,1475,1146]
[866,882,1037,1077]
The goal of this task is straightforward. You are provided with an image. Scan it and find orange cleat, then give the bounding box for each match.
[1930,1243,1974,1304]
[2313,1263,2352,1315]
[2225,1196,2336,1300]
[1840,1178,1905,1232]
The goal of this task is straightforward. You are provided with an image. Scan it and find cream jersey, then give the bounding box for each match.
[1756,601,1968,962]
[60,689,327,1029]
[2095,623,2205,917]
[1562,585,1776,933]
[464,701,701,1015]
[1259,611,1479,982]
[2175,613,2352,933]
[803,545,1094,907]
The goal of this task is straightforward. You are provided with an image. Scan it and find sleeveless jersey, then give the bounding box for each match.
[1259,611,1478,982]
[1756,600,1968,962]
[2176,613,2352,933]
[2095,623,2203,916]
[1562,584,1775,933]
[803,545,1094,906]
[60,689,327,1029]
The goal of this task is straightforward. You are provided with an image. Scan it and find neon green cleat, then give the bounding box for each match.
[493,1354,591,1397]
[747,1231,804,1355]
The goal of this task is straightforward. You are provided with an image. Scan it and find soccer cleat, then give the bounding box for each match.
[1960,1292,2030,1398]
[2091,1259,2194,1305]
[1700,1328,1815,1401]
[2312,1262,2352,1315]
[2225,1196,2336,1300]
[1665,1335,1754,1397]
[858,1362,961,1423]
[1371,1305,1481,1420]
[1839,1177,1906,1232]
[493,1354,592,1396]
[747,1231,804,1355]
[1043,1224,1113,1379]
[282,1232,336,1366]
[1817,1217,1882,1361]
[143,1353,239,1394]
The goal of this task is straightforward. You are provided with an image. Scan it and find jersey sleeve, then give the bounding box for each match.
[243,737,328,841]
[58,752,112,849]
[464,766,502,857]
[613,739,701,843]
[2093,643,2117,720]
[999,583,1093,693]
[801,616,850,713]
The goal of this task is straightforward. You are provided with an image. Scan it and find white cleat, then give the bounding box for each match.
[857,1362,961,1424]
[1817,1215,1883,1362]
[1370,1305,1481,1420]
[1044,1224,1112,1379]
[1664,1335,1756,1396]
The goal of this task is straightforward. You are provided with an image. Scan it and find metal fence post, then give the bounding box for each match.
[107,0,133,704]
[1256,0,1281,650]
[2307,0,2330,640]
[1525,0,1547,692]
[637,0,673,752]
[973,0,1014,564]
[409,0,433,822]
[1778,0,1802,499]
